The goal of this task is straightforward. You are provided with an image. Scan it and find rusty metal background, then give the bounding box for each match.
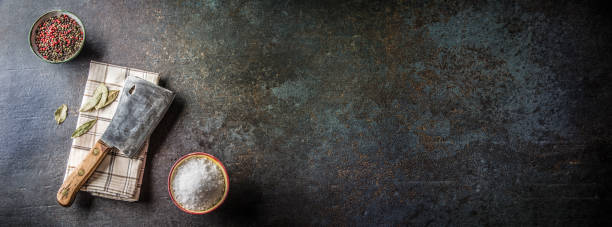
[1,0,611,225]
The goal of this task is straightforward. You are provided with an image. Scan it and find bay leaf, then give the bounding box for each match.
[94,84,109,110]
[54,104,68,124]
[71,119,97,138]
[79,84,107,112]
[99,90,119,109]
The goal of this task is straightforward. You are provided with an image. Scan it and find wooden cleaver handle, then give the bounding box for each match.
[57,140,111,207]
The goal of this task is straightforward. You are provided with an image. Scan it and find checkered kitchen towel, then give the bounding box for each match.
[63,61,159,201]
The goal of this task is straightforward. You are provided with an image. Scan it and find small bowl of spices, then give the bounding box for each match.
[29,10,85,63]
[168,152,229,214]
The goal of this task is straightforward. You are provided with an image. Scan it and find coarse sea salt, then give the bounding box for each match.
[171,157,225,211]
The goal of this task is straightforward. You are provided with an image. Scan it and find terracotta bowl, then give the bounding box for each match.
[29,10,85,63]
[168,152,229,214]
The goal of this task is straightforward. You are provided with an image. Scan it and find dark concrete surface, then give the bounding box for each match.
[1,0,612,225]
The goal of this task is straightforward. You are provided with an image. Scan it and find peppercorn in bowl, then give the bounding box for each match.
[29,10,85,63]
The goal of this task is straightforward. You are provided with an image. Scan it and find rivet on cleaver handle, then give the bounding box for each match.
[57,76,174,206]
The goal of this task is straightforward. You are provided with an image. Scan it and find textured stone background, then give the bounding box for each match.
[1,0,611,225]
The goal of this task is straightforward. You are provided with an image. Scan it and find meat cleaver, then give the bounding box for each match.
[57,76,174,206]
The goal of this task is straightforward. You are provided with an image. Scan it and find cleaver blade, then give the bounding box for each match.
[101,76,175,157]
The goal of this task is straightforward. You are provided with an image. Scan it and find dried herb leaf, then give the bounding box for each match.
[54,104,68,124]
[71,119,97,138]
[99,90,119,109]
[79,84,107,112]
[94,84,109,110]
[79,92,100,112]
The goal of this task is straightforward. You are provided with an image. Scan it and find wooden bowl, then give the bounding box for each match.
[29,10,85,63]
[168,152,229,214]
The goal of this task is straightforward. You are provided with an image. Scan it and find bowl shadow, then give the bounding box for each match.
[72,41,103,64]
[214,178,264,225]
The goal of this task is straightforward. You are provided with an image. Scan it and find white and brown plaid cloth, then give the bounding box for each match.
[63,61,159,201]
